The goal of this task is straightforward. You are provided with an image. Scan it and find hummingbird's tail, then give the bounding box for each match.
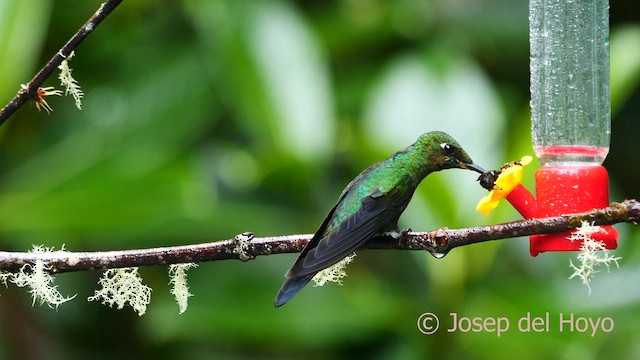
[274,274,315,307]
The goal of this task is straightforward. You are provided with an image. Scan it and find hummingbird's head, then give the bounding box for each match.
[419,131,485,173]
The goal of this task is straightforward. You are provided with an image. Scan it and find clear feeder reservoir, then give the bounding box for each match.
[529,0,610,166]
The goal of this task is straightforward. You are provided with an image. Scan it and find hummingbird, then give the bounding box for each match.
[275,131,484,307]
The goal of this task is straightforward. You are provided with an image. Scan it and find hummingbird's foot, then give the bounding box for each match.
[385,228,411,240]
[385,229,403,240]
[400,228,413,240]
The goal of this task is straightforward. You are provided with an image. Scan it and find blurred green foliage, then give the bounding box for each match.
[0,0,639,359]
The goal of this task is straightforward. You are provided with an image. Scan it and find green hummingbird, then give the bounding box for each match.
[275,131,484,307]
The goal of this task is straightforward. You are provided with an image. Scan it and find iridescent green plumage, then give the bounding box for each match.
[275,131,483,307]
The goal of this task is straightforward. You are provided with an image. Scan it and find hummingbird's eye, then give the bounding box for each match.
[440,143,454,156]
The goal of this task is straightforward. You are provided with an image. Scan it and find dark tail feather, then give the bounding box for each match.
[275,274,315,307]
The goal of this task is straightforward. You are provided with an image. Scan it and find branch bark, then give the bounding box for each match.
[0,0,123,125]
[0,200,637,274]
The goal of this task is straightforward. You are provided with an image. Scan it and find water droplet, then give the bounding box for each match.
[430,251,449,259]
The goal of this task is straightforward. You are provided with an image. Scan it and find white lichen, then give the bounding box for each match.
[0,272,11,287]
[233,232,254,261]
[568,221,621,294]
[312,253,356,287]
[168,263,197,314]
[88,267,152,316]
[57,51,84,110]
[10,245,76,308]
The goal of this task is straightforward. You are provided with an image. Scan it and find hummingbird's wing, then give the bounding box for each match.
[286,186,405,278]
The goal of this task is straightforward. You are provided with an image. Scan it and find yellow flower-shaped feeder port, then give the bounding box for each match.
[476,156,533,216]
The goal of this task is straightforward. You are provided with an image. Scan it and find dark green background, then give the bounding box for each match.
[1,1,639,359]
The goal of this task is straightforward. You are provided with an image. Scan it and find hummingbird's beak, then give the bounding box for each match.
[460,162,486,174]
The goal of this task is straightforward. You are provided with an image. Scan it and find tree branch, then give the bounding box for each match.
[0,0,123,125]
[0,200,637,274]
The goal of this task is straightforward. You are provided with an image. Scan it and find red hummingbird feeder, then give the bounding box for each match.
[506,0,618,256]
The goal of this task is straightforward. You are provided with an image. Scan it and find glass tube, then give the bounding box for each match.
[529,0,610,166]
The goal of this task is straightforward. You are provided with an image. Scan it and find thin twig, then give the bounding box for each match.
[0,200,637,274]
[0,0,123,125]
